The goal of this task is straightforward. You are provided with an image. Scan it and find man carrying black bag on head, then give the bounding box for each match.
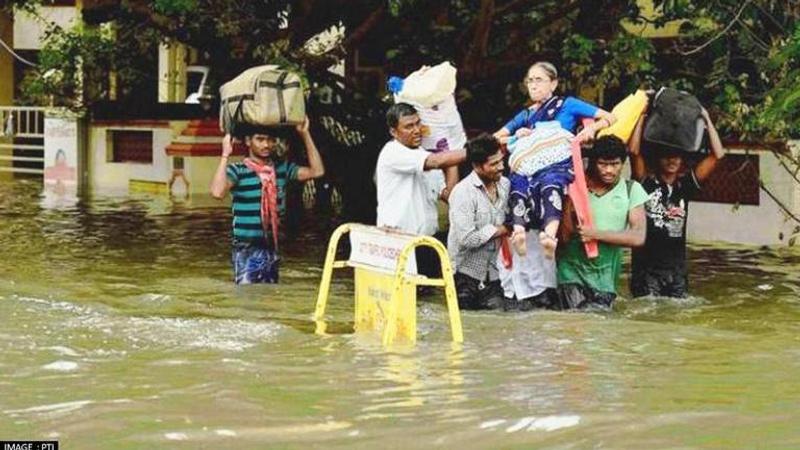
[629,97,726,298]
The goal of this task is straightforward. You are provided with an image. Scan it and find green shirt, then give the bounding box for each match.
[557,178,649,294]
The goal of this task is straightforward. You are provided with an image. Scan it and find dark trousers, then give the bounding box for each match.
[454,273,504,310]
[554,283,616,310]
[415,231,446,278]
[631,266,689,298]
[503,288,560,311]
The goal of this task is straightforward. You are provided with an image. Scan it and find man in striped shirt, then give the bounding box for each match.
[210,117,325,284]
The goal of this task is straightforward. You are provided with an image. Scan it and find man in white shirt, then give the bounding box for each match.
[375,103,466,276]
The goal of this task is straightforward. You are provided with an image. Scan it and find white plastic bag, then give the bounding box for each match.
[394,62,457,108]
[417,95,467,152]
[393,62,466,152]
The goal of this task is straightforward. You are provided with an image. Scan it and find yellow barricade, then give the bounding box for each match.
[314,223,463,345]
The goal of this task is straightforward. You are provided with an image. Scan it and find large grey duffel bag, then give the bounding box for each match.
[643,87,706,154]
[219,65,305,134]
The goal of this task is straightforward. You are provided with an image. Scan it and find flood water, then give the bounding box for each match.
[1,178,800,449]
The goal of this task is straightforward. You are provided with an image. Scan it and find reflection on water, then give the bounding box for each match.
[1,178,800,448]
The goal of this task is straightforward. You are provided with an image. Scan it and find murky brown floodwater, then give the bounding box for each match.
[1,178,800,449]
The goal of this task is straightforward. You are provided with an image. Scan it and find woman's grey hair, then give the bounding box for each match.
[529,61,558,81]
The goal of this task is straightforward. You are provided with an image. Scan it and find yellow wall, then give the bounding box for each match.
[13,6,79,50]
[87,124,176,193]
[184,155,227,195]
[158,42,188,103]
[623,0,684,38]
[86,120,231,204]
[0,13,13,181]
[0,11,13,105]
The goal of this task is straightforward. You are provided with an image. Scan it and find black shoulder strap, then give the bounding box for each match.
[624,179,635,227]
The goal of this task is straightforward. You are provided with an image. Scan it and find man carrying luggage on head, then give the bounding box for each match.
[628,106,725,298]
[210,117,325,284]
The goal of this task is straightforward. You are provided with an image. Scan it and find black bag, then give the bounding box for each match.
[643,87,706,154]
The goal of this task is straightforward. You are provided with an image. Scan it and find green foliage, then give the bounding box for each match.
[4,0,799,222]
[560,32,656,97]
[19,24,117,108]
[753,24,800,139]
[387,0,406,17]
[6,0,800,139]
[561,34,597,82]
[153,0,197,15]
[656,0,800,139]
[602,34,656,87]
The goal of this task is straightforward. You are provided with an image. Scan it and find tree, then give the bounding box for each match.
[645,0,800,140]
[4,0,799,222]
[646,0,800,228]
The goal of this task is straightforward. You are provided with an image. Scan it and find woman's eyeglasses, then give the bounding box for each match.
[525,76,551,85]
